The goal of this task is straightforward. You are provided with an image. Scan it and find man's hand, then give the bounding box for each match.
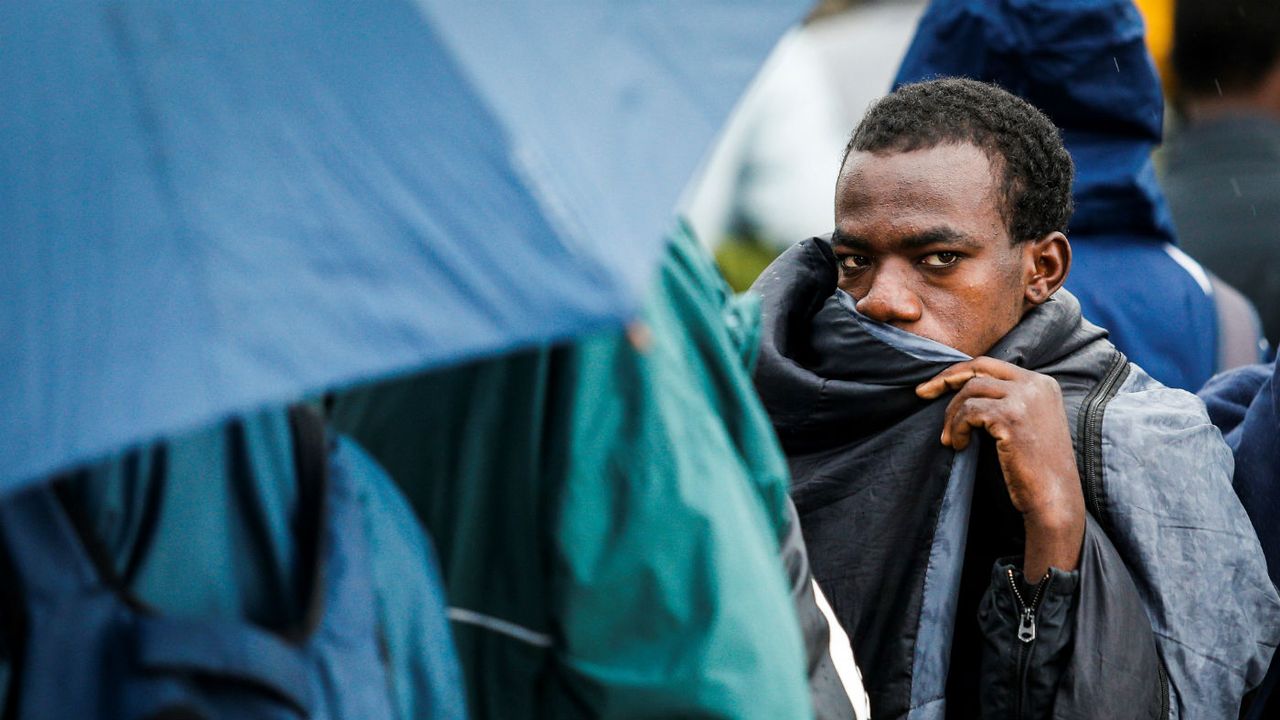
[917,357,1085,579]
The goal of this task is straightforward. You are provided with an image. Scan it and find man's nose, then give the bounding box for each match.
[855,271,923,325]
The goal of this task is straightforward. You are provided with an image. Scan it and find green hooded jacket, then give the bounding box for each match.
[330,225,814,719]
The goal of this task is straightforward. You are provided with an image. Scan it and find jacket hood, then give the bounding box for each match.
[894,0,1176,244]
[752,237,1111,453]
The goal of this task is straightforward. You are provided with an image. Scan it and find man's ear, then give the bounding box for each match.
[1022,231,1071,307]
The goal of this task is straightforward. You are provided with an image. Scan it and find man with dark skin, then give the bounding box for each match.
[751,78,1279,719]
[832,142,1083,582]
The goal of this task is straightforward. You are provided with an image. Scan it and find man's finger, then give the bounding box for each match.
[942,397,999,450]
[917,357,1020,399]
[940,377,1011,443]
[916,368,973,399]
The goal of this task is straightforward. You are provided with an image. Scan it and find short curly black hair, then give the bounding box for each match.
[844,78,1074,243]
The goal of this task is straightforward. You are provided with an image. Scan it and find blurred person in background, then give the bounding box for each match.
[1163,0,1280,349]
[683,0,925,291]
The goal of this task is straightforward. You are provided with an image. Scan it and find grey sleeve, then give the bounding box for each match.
[978,516,1165,720]
[1101,369,1280,717]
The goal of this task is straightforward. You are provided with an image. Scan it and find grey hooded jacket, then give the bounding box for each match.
[753,238,1280,719]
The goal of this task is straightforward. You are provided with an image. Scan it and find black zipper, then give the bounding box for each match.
[1008,567,1051,719]
[1076,351,1129,518]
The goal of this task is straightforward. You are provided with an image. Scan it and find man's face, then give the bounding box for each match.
[832,143,1030,358]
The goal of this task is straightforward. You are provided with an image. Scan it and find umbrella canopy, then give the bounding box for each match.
[1,0,805,489]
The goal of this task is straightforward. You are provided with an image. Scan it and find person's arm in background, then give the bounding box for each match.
[547,324,814,719]
[1199,361,1280,719]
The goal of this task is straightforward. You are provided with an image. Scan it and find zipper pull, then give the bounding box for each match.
[1017,607,1036,643]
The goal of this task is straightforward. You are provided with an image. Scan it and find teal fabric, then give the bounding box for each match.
[69,412,299,627]
[0,410,465,720]
[331,225,811,719]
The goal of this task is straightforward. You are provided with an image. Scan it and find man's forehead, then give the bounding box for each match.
[835,144,1006,238]
[837,144,999,196]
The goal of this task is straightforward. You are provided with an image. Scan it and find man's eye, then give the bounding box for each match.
[920,252,960,267]
[839,255,869,271]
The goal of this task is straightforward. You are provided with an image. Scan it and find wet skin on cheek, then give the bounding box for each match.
[833,144,1028,357]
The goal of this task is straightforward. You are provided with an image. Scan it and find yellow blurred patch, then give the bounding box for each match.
[1135,0,1175,92]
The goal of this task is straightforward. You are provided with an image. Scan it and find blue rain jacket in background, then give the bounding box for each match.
[1200,363,1280,719]
[0,410,466,719]
[895,0,1218,391]
[1200,363,1280,584]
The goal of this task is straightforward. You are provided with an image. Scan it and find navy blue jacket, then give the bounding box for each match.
[1200,362,1280,719]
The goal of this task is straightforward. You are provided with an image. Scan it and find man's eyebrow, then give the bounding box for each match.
[898,227,983,250]
[831,229,871,250]
[832,226,983,252]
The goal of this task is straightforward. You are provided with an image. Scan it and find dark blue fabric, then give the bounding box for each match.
[0,409,468,719]
[1199,364,1280,585]
[1069,238,1216,391]
[894,0,1218,391]
[0,427,398,719]
[1200,364,1273,450]
[0,0,806,489]
[1198,362,1280,719]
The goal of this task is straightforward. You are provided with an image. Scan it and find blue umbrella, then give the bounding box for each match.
[1,1,806,488]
